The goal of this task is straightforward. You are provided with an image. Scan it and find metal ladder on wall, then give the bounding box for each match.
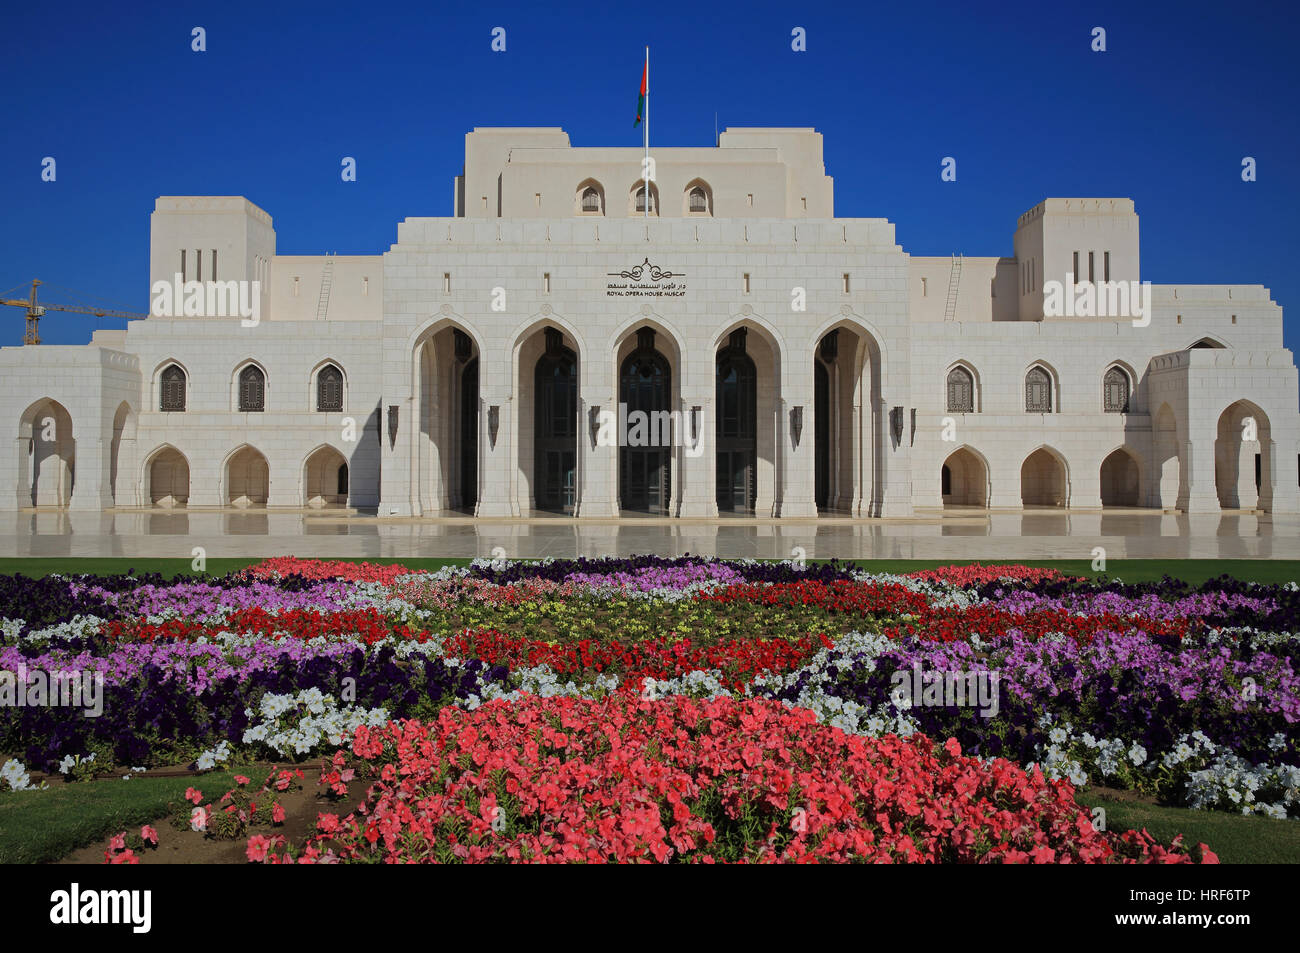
[316,254,335,321]
[943,254,962,321]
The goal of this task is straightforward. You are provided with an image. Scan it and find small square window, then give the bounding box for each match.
[1177,314,1182,324]
[1231,314,1237,324]
[743,273,750,294]
[543,273,551,293]
[842,274,850,294]
[444,273,451,293]
[746,193,754,207]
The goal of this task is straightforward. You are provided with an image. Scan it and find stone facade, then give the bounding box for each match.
[3,128,1297,516]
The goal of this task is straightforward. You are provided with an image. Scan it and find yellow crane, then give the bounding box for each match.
[0,279,148,345]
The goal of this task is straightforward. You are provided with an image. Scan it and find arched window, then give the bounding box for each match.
[238,365,265,412]
[160,364,186,412]
[946,366,974,413]
[1103,366,1130,413]
[581,187,600,213]
[634,186,656,214]
[316,364,344,412]
[1025,366,1052,413]
[689,187,707,213]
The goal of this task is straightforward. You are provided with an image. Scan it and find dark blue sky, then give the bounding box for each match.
[2,0,1297,351]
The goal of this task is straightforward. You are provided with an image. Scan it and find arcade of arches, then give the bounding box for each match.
[12,363,1284,516]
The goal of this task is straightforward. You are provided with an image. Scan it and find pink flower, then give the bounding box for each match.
[234,775,250,786]
[185,786,203,805]
[246,835,272,863]
[190,806,209,832]
[109,848,138,865]
[140,825,158,846]
[107,832,126,851]
[272,803,286,824]
[943,738,962,758]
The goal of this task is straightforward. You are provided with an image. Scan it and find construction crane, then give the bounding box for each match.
[0,279,148,345]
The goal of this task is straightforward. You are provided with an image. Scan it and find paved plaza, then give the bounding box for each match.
[3,508,1297,561]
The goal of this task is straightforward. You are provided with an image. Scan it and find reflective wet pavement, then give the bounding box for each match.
[4,508,1297,561]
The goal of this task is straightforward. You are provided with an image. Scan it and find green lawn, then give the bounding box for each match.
[0,556,1296,584]
[0,767,250,864]
[1077,789,1300,864]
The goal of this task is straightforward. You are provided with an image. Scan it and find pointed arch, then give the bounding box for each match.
[142,444,190,507]
[1024,361,1058,413]
[153,359,189,412]
[941,445,990,508]
[575,178,605,216]
[1102,361,1135,413]
[221,444,270,506]
[945,360,979,413]
[232,359,268,412]
[1216,399,1272,510]
[1021,445,1070,507]
[302,443,350,507]
[411,317,482,514]
[19,398,75,507]
[513,318,582,514]
[807,314,886,516]
[628,180,659,216]
[683,178,713,216]
[311,360,346,412]
[1100,446,1141,506]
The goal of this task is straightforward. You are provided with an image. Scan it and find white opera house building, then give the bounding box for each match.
[3,127,1297,519]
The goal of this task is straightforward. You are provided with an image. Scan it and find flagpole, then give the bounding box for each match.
[644,46,649,220]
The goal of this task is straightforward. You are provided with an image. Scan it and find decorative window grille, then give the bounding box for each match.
[160,364,186,412]
[239,365,265,412]
[1103,367,1129,413]
[317,364,343,412]
[946,367,974,413]
[1025,366,1052,413]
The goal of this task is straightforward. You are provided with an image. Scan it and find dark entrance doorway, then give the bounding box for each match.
[814,358,830,510]
[619,327,672,514]
[534,328,577,513]
[457,331,479,512]
[716,328,757,513]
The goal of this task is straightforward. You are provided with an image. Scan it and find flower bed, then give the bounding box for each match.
[2,555,1294,861]
[267,694,1215,864]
